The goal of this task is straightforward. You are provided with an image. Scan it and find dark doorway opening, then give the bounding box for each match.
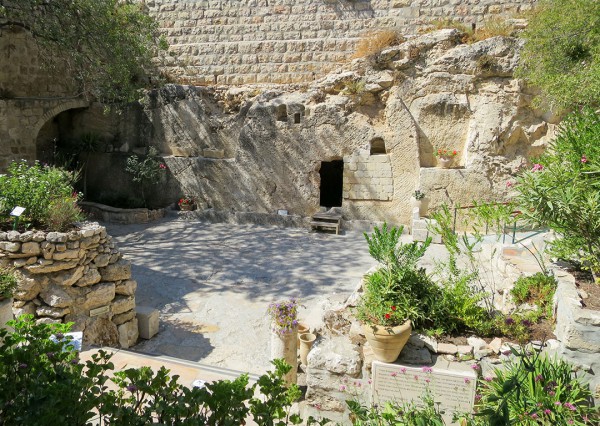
[319,160,343,208]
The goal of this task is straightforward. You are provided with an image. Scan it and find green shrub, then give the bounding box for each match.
[356,224,440,329]
[0,161,80,229]
[470,347,599,425]
[0,268,17,299]
[0,316,302,425]
[515,108,600,278]
[45,194,85,232]
[511,272,557,315]
[125,147,167,208]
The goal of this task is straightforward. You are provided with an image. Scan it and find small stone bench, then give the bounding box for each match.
[310,212,342,235]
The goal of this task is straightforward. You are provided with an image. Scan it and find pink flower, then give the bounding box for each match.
[464,378,471,384]
[159,163,167,169]
[339,385,346,391]
[535,374,543,382]
[564,402,576,411]
[531,413,538,419]
[425,378,431,383]
[414,375,419,381]
[422,366,433,373]
[484,376,493,382]
[391,372,397,377]
[475,394,482,402]
[544,409,551,415]
[471,364,480,371]
[532,163,544,171]
[506,181,514,188]
[400,367,407,374]
[554,401,562,406]
[581,155,588,163]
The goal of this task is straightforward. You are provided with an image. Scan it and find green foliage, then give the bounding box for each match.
[45,194,85,232]
[470,347,599,425]
[514,108,600,277]
[125,147,167,207]
[517,0,600,109]
[0,316,302,425]
[0,267,17,299]
[356,224,438,328]
[511,272,557,317]
[0,161,80,229]
[0,0,167,106]
[346,391,446,425]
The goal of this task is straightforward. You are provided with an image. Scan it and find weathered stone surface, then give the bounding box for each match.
[36,317,62,325]
[93,253,111,268]
[50,266,85,286]
[13,270,45,301]
[84,282,115,310]
[437,343,458,354]
[488,337,502,354]
[40,285,74,308]
[76,268,102,287]
[13,301,36,317]
[115,279,137,296]
[25,260,78,274]
[0,241,20,252]
[41,242,55,260]
[397,344,433,365]
[111,295,135,315]
[36,305,70,318]
[46,232,68,243]
[113,309,136,326]
[84,316,119,347]
[99,259,131,282]
[136,305,159,340]
[53,249,81,261]
[308,336,361,376]
[118,318,139,349]
[21,242,41,256]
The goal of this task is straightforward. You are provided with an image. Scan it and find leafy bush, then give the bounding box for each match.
[517,0,600,109]
[514,108,600,278]
[0,268,17,299]
[470,347,599,425]
[125,147,167,208]
[0,316,302,425]
[511,272,557,316]
[45,194,85,232]
[356,224,439,329]
[0,161,80,229]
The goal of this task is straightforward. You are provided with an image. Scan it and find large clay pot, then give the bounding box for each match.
[270,326,298,384]
[437,156,454,169]
[362,320,412,363]
[299,332,317,366]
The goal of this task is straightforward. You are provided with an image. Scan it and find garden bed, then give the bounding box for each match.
[80,201,165,225]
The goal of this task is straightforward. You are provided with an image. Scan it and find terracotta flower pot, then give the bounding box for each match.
[299,332,317,366]
[437,156,454,168]
[270,326,298,384]
[362,320,412,363]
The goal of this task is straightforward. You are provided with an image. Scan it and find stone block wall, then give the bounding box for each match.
[148,0,538,85]
[0,223,138,348]
[343,152,394,201]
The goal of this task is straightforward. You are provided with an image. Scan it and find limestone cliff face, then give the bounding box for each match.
[112,30,552,225]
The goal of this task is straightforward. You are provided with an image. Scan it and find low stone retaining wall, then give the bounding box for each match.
[0,223,138,348]
[552,267,600,400]
[80,201,165,224]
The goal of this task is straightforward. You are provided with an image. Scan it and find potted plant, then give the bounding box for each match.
[0,267,17,329]
[355,224,432,362]
[411,189,428,217]
[267,299,299,383]
[434,149,458,168]
[178,197,195,211]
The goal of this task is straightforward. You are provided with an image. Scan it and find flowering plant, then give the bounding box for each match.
[268,299,299,335]
[178,197,195,207]
[434,149,458,158]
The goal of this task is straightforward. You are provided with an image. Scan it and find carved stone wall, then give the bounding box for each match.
[0,223,138,348]
[148,0,538,85]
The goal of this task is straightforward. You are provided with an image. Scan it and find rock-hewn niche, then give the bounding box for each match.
[0,223,138,348]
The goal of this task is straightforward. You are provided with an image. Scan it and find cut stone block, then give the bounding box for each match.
[412,229,442,244]
[136,305,159,340]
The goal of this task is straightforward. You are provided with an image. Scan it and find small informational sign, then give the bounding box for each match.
[51,331,83,352]
[10,206,25,217]
[90,305,110,317]
[277,209,288,216]
[372,361,477,421]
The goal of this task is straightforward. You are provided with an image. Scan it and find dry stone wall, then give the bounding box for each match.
[149,0,538,85]
[0,223,138,348]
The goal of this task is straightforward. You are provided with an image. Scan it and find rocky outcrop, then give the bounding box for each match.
[0,223,138,348]
[91,30,553,226]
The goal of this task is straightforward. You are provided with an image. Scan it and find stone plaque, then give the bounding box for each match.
[372,361,477,418]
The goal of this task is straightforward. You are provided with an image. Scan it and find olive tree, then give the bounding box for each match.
[0,0,167,106]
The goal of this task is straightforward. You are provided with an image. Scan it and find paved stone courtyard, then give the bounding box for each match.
[106,216,377,374]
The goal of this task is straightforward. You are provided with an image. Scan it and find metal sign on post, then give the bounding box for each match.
[9,206,25,230]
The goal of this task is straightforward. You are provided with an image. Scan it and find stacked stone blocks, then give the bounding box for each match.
[343,153,394,201]
[0,223,139,348]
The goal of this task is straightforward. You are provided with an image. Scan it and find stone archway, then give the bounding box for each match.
[30,99,89,162]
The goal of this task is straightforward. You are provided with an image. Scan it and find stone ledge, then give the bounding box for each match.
[80,201,166,225]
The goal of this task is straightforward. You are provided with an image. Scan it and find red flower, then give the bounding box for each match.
[452,150,457,155]
[391,306,397,311]
[159,163,167,169]
[384,313,391,320]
